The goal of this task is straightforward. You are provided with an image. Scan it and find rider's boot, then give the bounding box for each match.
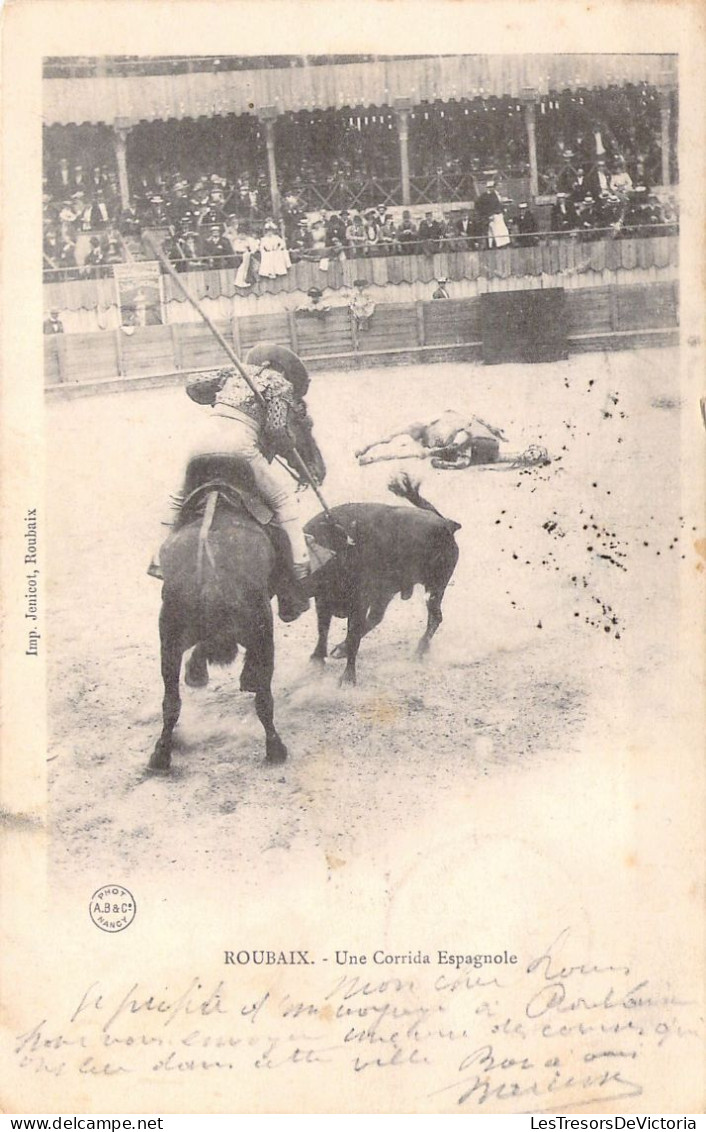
[276,561,311,623]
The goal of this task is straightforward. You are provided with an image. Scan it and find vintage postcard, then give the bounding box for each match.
[1,0,704,1116]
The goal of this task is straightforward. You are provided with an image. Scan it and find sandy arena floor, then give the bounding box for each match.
[46,347,690,887]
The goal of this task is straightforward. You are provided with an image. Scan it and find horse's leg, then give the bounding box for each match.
[149,605,184,773]
[310,597,333,665]
[331,591,393,659]
[185,642,209,688]
[240,648,258,692]
[248,604,288,763]
[340,597,368,686]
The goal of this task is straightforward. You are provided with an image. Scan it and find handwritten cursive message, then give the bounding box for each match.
[12,930,701,1112]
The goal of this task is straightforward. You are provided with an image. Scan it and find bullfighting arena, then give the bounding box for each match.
[48,346,692,888]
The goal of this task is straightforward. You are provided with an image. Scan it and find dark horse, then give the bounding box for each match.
[305,474,461,685]
[149,419,326,773]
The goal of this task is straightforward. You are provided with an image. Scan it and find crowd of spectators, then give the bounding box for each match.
[42,81,678,282]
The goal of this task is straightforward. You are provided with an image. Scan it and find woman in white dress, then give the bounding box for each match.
[258,219,292,278]
[488,206,511,249]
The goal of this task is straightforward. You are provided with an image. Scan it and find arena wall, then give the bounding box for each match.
[45,278,679,395]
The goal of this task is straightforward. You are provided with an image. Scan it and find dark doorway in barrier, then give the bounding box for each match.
[480,288,568,364]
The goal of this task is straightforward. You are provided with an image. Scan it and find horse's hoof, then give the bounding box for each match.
[265,736,288,764]
[339,669,357,687]
[330,641,348,659]
[309,654,326,667]
[146,762,172,776]
[147,738,171,774]
[185,654,209,688]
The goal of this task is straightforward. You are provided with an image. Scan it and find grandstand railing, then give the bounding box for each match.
[42,222,679,284]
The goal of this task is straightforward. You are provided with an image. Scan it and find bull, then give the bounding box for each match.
[305,473,461,684]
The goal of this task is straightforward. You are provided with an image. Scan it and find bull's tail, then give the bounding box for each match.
[388,472,461,532]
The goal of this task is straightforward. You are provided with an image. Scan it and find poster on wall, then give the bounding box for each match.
[114,261,165,328]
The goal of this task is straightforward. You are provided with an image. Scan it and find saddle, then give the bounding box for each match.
[178,455,274,527]
[176,454,336,583]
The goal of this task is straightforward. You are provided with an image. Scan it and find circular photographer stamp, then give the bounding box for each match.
[89,885,137,933]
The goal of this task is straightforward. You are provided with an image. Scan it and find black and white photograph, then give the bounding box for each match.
[1,1,704,1117]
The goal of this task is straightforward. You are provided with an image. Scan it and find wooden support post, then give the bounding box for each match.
[287,310,299,354]
[113,118,132,210]
[114,327,126,379]
[658,81,673,187]
[394,98,413,207]
[169,323,182,372]
[54,336,67,384]
[350,308,360,353]
[521,89,539,201]
[231,311,242,358]
[258,106,281,220]
[415,300,426,347]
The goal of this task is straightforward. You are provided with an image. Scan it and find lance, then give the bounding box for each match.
[142,233,339,525]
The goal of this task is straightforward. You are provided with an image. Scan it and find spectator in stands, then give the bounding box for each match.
[328,235,347,264]
[224,213,241,250]
[83,236,105,269]
[346,213,368,258]
[418,210,443,256]
[176,225,202,267]
[550,192,578,234]
[201,223,234,268]
[609,156,633,197]
[260,218,291,278]
[488,205,510,249]
[82,191,111,230]
[576,195,602,241]
[59,235,78,269]
[396,211,418,255]
[43,309,64,334]
[118,204,141,236]
[378,210,399,255]
[455,208,474,249]
[474,179,503,238]
[570,167,588,203]
[163,226,188,269]
[309,213,329,259]
[363,210,380,255]
[233,224,261,287]
[325,210,347,247]
[515,203,540,247]
[587,158,610,200]
[289,218,315,261]
[631,154,651,190]
[432,277,450,299]
[104,233,124,264]
[556,152,578,195]
[43,230,61,270]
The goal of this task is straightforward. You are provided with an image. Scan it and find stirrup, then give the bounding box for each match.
[147,559,164,580]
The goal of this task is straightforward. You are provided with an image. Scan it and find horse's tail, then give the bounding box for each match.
[388,472,462,532]
[196,491,239,667]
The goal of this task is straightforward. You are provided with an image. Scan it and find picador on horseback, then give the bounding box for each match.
[148,342,326,623]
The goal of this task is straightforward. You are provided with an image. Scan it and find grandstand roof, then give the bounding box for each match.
[43,54,677,128]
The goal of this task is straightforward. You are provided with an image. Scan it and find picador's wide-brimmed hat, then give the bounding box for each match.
[245,342,310,397]
[185,369,229,406]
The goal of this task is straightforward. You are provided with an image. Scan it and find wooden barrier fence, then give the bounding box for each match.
[45,280,679,393]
